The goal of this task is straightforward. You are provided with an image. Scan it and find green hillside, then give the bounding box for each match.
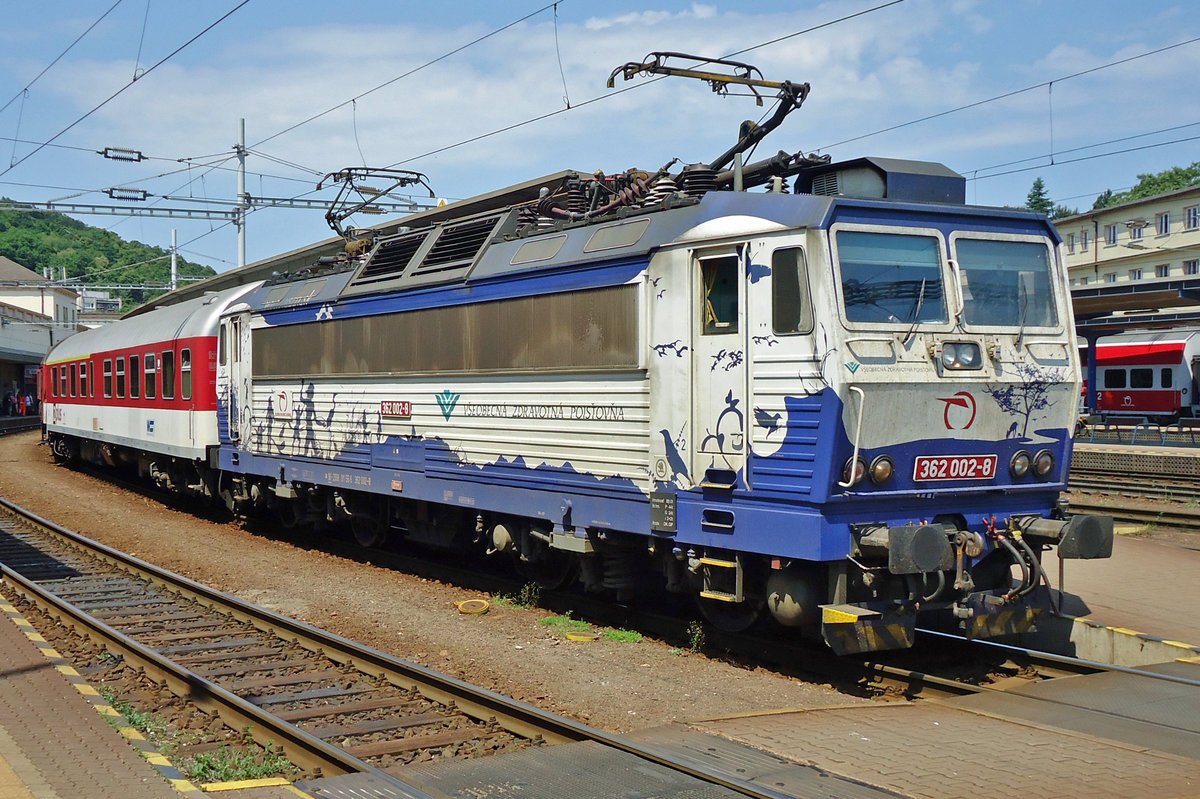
[0,205,216,308]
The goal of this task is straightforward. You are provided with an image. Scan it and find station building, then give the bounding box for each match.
[1058,185,1200,290]
[0,256,79,404]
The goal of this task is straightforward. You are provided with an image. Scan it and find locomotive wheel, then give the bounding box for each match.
[514,542,577,590]
[350,497,390,549]
[697,594,763,633]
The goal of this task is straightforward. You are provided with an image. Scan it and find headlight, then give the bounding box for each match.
[939,341,983,371]
[869,455,895,485]
[1010,450,1031,479]
[842,456,866,487]
[1033,449,1055,479]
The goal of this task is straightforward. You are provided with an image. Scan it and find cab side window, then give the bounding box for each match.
[771,247,812,335]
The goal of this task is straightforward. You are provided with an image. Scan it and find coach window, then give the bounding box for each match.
[1130,368,1153,389]
[144,353,156,399]
[79,362,88,398]
[1162,368,1173,388]
[771,247,812,335]
[51,366,58,397]
[181,348,192,401]
[701,254,740,334]
[116,358,126,398]
[103,360,113,398]
[129,355,140,399]
[161,350,175,399]
[1103,369,1126,389]
[70,364,78,397]
[59,366,67,397]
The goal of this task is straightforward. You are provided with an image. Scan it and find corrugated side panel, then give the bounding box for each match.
[748,355,829,497]
[248,374,651,495]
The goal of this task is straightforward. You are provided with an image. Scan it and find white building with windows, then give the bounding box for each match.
[0,256,80,401]
[1057,185,1200,289]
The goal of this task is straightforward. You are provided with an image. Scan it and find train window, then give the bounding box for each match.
[129,355,140,399]
[1103,369,1126,389]
[1162,368,1173,388]
[70,364,77,397]
[955,238,1058,329]
[161,351,175,400]
[771,247,812,335]
[59,366,67,398]
[79,362,88,398]
[836,231,946,325]
[144,353,156,399]
[116,358,126,399]
[1130,368,1153,389]
[51,366,58,398]
[181,349,192,401]
[103,360,113,398]
[218,326,227,366]
[701,255,740,334]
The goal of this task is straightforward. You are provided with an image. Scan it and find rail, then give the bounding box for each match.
[0,496,799,799]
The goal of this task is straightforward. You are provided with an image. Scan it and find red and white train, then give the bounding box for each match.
[41,285,259,494]
[1088,329,1200,421]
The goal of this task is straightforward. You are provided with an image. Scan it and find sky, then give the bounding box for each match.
[0,0,1197,276]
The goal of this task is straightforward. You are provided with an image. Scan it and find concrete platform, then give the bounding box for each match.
[0,599,309,799]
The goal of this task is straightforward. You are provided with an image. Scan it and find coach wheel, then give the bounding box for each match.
[350,496,390,549]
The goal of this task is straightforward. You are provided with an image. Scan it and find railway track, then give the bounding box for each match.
[0,497,822,799]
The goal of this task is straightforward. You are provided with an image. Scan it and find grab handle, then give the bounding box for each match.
[837,386,866,488]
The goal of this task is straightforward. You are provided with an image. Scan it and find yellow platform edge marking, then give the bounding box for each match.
[200,777,293,792]
[2,598,205,796]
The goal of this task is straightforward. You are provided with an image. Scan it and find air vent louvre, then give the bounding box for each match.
[810,171,839,196]
[356,231,428,284]
[415,215,502,274]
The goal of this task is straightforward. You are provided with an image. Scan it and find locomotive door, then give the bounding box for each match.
[225,312,253,444]
[692,246,748,483]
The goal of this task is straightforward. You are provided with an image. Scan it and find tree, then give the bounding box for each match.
[1092,162,1200,209]
[1025,177,1053,216]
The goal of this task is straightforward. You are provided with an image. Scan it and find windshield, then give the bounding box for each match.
[954,238,1058,328]
[836,231,947,325]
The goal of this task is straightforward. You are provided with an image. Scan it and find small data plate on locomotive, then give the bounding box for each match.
[650,492,677,534]
[913,454,997,482]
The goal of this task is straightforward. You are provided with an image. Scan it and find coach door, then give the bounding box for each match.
[692,246,748,485]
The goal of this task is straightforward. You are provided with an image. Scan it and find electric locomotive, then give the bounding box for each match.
[42,56,1113,653]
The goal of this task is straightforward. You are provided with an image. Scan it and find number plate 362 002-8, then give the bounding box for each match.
[913,454,997,482]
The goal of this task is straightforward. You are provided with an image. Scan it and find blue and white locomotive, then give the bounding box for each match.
[45,58,1112,653]
[209,147,1111,653]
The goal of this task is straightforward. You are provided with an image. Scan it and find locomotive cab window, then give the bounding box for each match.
[218,326,227,366]
[144,353,156,399]
[701,255,740,334]
[954,237,1058,329]
[129,355,140,399]
[772,247,812,335]
[161,350,175,400]
[836,231,946,325]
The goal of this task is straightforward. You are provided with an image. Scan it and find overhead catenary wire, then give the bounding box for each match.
[0,0,252,180]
